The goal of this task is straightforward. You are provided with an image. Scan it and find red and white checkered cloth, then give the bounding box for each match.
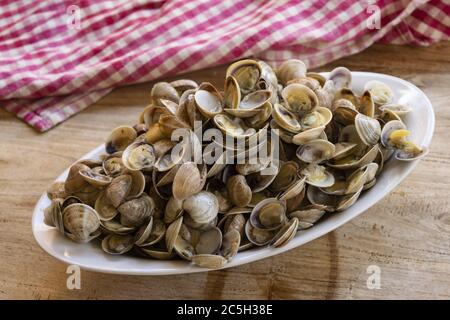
[1,0,449,132]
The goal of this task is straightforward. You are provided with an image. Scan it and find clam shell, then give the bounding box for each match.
[282,83,318,115]
[355,113,381,146]
[105,126,137,154]
[183,191,219,225]
[62,203,100,243]
[102,234,134,255]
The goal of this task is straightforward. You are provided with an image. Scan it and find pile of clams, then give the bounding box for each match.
[44,59,427,269]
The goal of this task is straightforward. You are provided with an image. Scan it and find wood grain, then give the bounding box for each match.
[1,42,450,300]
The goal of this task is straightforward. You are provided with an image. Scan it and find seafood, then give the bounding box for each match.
[44,58,427,269]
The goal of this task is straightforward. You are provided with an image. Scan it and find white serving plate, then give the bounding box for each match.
[32,72,435,275]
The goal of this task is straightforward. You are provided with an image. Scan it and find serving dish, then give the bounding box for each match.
[32,71,434,275]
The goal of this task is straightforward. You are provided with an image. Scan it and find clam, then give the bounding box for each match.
[306,186,337,212]
[226,59,261,93]
[151,82,179,105]
[379,103,411,116]
[315,80,335,109]
[117,195,155,228]
[379,108,403,124]
[245,219,276,246]
[103,153,125,177]
[257,60,279,104]
[122,142,156,171]
[165,216,183,254]
[195,227,222,255]
[355,113,381,146]
[126,170,146,199]
[102,234,134,255]
[246,162,279,192]
[226,175,252,207]
[296,139,335,163]
[383,128,428,161]
[300,164,335,188]
[100,219,136,235]
[359,90,375,117]
[79,168,112,187]
[158,114,191,138]
[226,90,271,118]
[272,103,302,133]
[177,92,203,127]
[106,174,132,208]
[170,79,198,93]
[174,236,196,261]
[95,191,119,221]
[329,66,351,90]
[306,72,326,87]
[279,175,306,201]
[332,142,358,160]
[364,80,393,105]
[62,203,100,243]
[172,162,206,200]
[154,141,186,172]
[287,76,321,91]
[213,114,256,138]
[289,207,325,230]
[282,83,318,115]
[222,213,246,236]
[194,83,223,118]
[336,187,363,211]
[240,90,272,110]
[245,102,273,129]
[224,76,241,109]
[47,181,67,200]
[270,161,299,192]
[44,198,64,234]
[334,105,358,126]
[105,126,137,154]
[64,163,90,194]
[140,105,171,129]
[380,120,407,149]
[164,196,184,224]
[292,126,325,145]
[140,246,176,260]
[332,98,356,112]
[183,191,219,224]
[336,88,359,108]
[300,107,332,129]
[285,186,306,212]
[277,59,307,85]
[328,144,379,170]
[271,217,299,248]
[346,163,378,194]
[221,229,241,261]
[250,198,286,231]
[192,254,227,269]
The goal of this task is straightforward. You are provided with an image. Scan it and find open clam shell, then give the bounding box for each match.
[329,66,351,90]
[122,142,156,171]
[364,80,393,105]
[296,139,335,163]
[249,198,287,231]
[102,234,134,255]
[282,83,319,115]
[226,59,261,94]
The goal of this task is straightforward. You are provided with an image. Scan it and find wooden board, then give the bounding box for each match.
[1,43,450,300]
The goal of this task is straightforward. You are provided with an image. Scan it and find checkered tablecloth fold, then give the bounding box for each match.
[1,0,449,131]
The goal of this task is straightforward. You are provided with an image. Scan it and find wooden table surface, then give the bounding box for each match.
[1,42,450,300]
